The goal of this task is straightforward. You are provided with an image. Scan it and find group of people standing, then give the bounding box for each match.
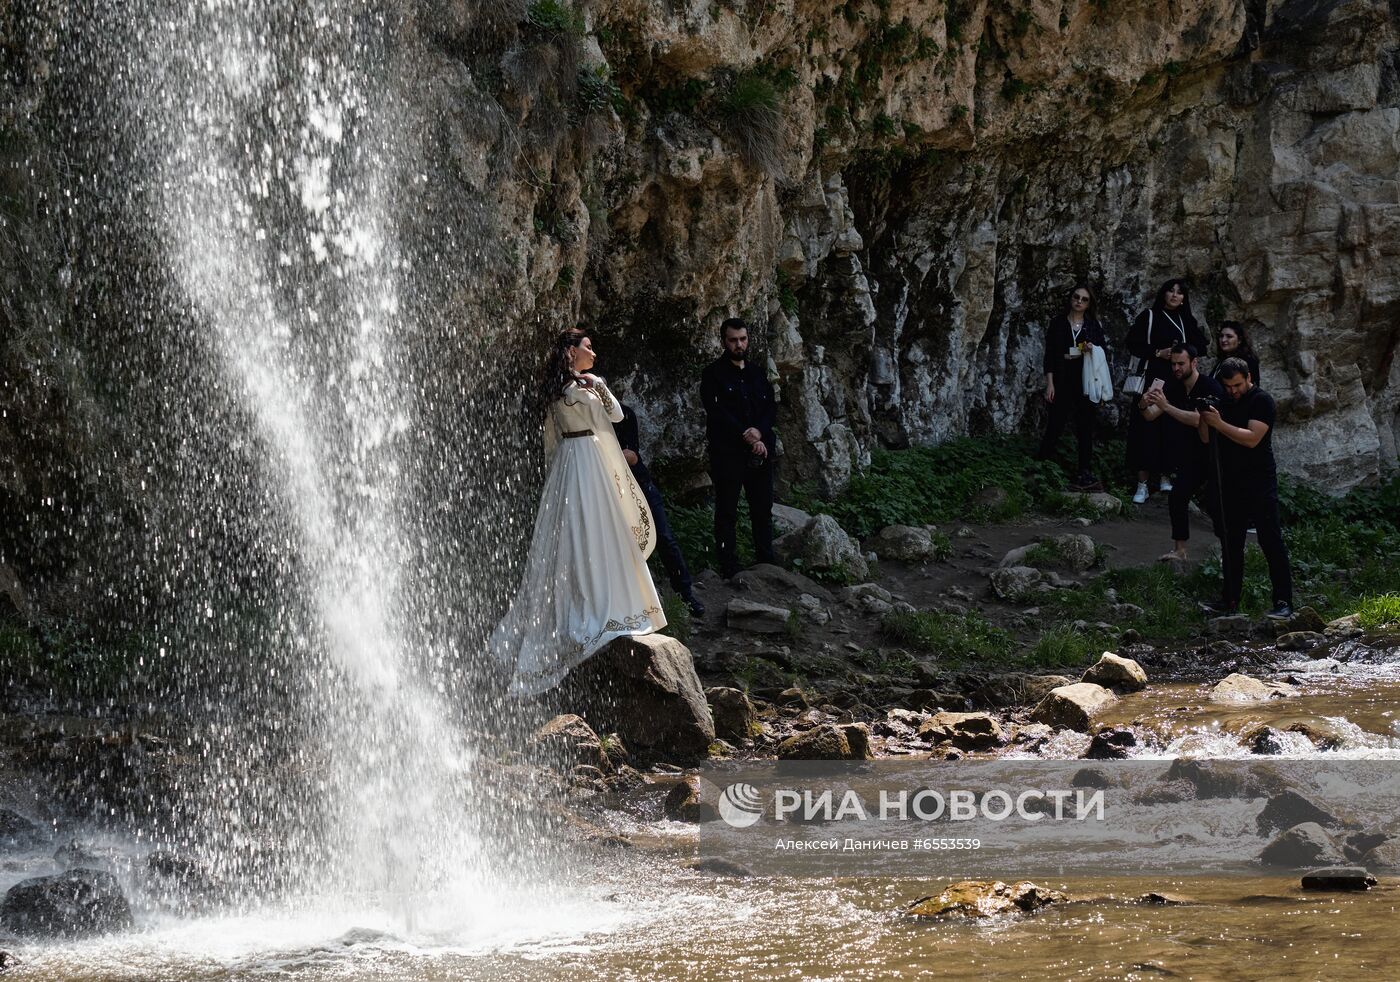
[1037,278,1292,619]
[489,318,777,697]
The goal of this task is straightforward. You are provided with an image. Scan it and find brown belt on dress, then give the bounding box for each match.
[561,429,594,438]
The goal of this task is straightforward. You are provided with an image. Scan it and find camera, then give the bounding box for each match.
[1194,394,1220,411]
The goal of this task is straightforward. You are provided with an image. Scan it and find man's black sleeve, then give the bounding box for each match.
[1248,391,1276,429]
[1126,310,1153,361]
[614,404,640,456]
[1043,318,1065,376]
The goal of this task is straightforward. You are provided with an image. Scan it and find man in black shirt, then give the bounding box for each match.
[1201,358,1294,618]
[613,403,704,617]
[700,317,777,579]
[1141,344,1224,561]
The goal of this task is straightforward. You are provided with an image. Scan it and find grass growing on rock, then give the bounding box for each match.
[881,609,1013,664]
[714,70,785,175]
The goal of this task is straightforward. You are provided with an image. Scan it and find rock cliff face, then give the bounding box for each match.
[3,0,1399,612]
[424,0,1400,494]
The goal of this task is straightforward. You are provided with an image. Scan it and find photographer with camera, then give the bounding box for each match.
[1200,358,1294,619]
[1140,344,1224,562]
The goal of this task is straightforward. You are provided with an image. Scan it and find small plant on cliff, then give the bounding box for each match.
[526,0,585,39]
[714,70,786,176]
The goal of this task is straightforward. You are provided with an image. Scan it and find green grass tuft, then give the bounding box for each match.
[1356,594,1400,631]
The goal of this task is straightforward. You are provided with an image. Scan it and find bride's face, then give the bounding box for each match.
[570,337,597,373]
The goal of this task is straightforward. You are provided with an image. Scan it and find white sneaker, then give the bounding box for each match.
[1159,477,1173,493]
[1133,482,1149,504]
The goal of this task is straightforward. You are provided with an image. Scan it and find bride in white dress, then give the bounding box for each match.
[490,329,667,696]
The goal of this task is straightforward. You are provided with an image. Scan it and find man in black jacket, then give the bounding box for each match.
[700,317,776,579]
[613,402,704,617]
[1200,358,1294,619]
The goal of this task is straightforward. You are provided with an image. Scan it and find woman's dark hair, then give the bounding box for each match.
[1217,321,1256,361]
[541,328,588,412]
[1151,278,1193,317]
[1064,283,1098,320]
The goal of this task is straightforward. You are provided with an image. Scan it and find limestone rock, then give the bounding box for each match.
[1030,683,1117,732]
[1076,492,1122,516]
[778,514,868,582]
[663,775,719,823]
[917,712,1005,750]
[1208,614,1253,637]
[1256,790,1341,835]
[771,504,813,536]
[1272,606,1327,637]
[867,525,940,562]
[705,687,759,742]
[1080,653,1148,693]
[969,674,1073,708]
[726,598,792,634]
[530,714,611,773]
[990,565,1042,601]
[1277,631,1325,652]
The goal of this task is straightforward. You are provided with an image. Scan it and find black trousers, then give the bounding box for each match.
[711,453,774,577]
[1221,480,1293,608]
[1037,385,1095,475]
[1127,410,1179,476]
[1168,450,1220,542]
[637,474,692,595]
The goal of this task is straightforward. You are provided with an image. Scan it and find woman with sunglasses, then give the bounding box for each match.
[1036,284,1109,489]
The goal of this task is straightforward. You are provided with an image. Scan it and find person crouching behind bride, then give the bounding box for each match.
[490,328,666,696]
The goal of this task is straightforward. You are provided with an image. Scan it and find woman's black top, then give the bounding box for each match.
[1126,307,1208,384]
[1042,315,1108,393]
[1213,352,1261,389]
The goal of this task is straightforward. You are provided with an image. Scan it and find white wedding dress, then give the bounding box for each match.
[490,375,666,696]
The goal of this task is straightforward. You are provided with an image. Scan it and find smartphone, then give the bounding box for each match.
[1148,378,1166,392]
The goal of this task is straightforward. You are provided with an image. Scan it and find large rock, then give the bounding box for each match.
[867,525,941,563]
[903,880,1069,919]
[725,598,792,634]
[969,673,1073,708]
[918,712,1005,750]
[771,504,813,536]
[990,566,1043,601]
[0,869,133,938]
[1080,653,1148,693]
[1209,673,1300,702]
[1256,790,1342,835]
[1300,867,1377,891]
[1030,683,1117,731]
[529,714,611,772]
[1045,533,1098,572]
[776,723,857,761]
[1259,823,1347,868]
[559,634,715,759]
[663,775,719,823]
[0,809,45,851]
[778,514,869,582]
[705,686,759,742]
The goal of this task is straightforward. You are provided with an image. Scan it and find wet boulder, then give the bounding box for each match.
[1271,606,1326,636]
[559,634,715,759]
[1277,631,1325,652]
[529,714,611,772]
[1030,683,1117,732]
[1300,867,1376,891]
[1209,673,1300,702]
[1080,653,1148,693]
[903,880,1069,920]
[839,723,873,760]
[1083,727,1137,760]
[0,810,45,852]
[917,712,1005,751]
[1207,614,1253,637]
[969,674,1073,709]
[1256,790,1342,835]
[0,869,133,938]
[776,724,856,761]
[1259,823,1346,868]
[663,775,719,823]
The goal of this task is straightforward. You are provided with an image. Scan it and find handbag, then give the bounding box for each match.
[1121,309,1151,395]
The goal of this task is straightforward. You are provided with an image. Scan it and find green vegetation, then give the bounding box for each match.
[575,65,623,117]
[714,70,786,174]
[881,609,1013,665]
[526,0,586,38]
[1356,594,1400,631]
[659,591,693,644]
[1027,624,1111,669]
